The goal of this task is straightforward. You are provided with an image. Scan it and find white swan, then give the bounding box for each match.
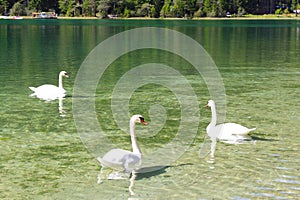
[205,100,256,142]
[29,71,69,101]
[205,100,256,157]
[97,114,147,182]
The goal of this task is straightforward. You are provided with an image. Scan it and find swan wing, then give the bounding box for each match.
[98,149,141,171]
[222,123,256,135]
[211,123,255,141]
[34,84,66,93]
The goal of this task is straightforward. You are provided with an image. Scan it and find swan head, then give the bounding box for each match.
[59,71,70,78]
[130,114,147,125]
[205,100,215,108]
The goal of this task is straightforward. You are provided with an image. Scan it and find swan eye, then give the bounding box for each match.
[139,117,147,125]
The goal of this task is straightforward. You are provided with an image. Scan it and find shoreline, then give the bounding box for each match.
[12,14,300,20]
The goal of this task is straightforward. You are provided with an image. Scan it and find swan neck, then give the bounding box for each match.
[130,121,141,155]
[210,104,217,127]
[58,73,63,89]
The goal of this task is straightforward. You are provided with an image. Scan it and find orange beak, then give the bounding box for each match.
[141,118,148,125]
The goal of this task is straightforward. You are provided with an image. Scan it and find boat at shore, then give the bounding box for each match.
[32,12,57,19]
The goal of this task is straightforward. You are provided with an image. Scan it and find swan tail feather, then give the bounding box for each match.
[97,157,103,164]
[29,87,36,92]
[249,128,256,131]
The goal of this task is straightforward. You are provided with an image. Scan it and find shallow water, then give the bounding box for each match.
[0,19,299,199]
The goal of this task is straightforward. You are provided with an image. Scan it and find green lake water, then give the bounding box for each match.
[0,19,299,199]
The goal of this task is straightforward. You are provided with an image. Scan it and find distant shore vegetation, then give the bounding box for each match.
[1,0,300,19]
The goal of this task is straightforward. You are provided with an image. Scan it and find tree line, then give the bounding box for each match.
[1,0,299,18]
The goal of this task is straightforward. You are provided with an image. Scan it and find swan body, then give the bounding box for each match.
[206,100,256,142]
[206,122,256,141]
[98,149,142,172]
[29,71,69,101]
[97,114,147,178]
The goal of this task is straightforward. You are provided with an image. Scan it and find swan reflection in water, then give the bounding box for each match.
[98,164,170,196]
[58,97,66,117]
[29,94,67,117]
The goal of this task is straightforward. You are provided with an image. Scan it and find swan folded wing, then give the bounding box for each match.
[122,153,142,172]
[214,123,255,141]
[34,84,66,94]
[98,149,141,171]
[221,123,255,134]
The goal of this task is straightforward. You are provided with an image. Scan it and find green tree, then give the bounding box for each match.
[216,0,226,17]
[66,0,76,16]
[172,0,184,17]
[1,0,299,18]
[160,0,171,17]
[139,3,153,17]
[151,0,161,17]
[97,0,110,17]
[183,0,197,17]
[242,0,257,14]
[123,6,130,17]
[11,2,26,16]
[83,0,96,16]
[0,0,9,15]
[29,0,59,12]
[203,0,211,16]
[59,0,73,16]
[292,0,299,16]
[59,0,84,16]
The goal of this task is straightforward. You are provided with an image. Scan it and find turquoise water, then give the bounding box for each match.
[0,19,299,199]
